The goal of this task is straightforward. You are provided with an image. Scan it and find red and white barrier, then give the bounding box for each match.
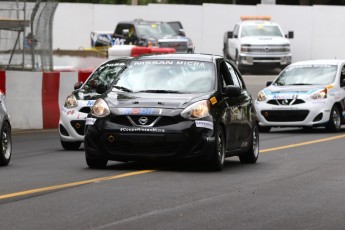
[0,69,93,130]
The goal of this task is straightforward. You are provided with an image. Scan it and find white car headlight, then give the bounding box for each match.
[257,91,267,102]
[309,88,327,100]
[91,98,110,117]
[64,94,78,109]
[181,100,210,120]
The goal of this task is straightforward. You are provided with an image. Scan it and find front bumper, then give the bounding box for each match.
[255,100,332,128]
[239,53,292,66]
[59,102,94,142]
[84,117,216,162]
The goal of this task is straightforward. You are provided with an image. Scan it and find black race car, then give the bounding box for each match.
[84,53,259,171]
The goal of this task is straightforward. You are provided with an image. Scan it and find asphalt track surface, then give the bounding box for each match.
[1,73,345,230]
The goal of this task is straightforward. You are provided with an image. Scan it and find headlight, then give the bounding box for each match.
[257,91,267,102]
[181,100,210,120]
[91,98,110,117]
[241,45,250,52]
[64,94,78,109]
[309,88,327,100]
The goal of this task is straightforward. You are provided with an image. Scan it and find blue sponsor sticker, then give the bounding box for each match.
[87,100,95,106]
[195,121,213,130]
[119,108,159,115]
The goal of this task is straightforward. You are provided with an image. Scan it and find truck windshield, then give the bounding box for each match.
[241,25,283,37]
[136,23,177,37]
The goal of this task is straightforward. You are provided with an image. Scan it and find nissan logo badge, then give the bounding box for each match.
[139,117,148,125]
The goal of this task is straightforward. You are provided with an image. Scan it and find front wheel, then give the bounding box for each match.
[209,126,225,171]
[86,156,108,169]
[239,123,259,164]
[326,106,341,132]
[0,121,12,166]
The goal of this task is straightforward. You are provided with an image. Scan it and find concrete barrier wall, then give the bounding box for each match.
[54,3,345,62]
[0,70,92,130]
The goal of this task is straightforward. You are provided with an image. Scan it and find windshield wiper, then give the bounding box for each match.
[138,90,183,94]
[113,85,133,92]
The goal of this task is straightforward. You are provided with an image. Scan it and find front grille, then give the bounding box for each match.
[158,41,188,52]
[246,45,289,54]
[261,110,309,122]
[267,99,305,106]
[70,120,86,135]
[102,133,186,156]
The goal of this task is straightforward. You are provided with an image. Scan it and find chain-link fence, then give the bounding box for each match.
[0,0,57,71]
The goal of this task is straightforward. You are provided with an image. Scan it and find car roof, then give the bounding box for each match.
[289,59,345,67]
[132,53,221,62]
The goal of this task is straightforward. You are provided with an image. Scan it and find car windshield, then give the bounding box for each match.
[111,60,215,93]
[82,62,126,93]
[273,65,337,86]
[136,23,177,37]
[241,25,283,37]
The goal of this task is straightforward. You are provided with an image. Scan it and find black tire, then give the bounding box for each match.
[239,123,259,164]
[0,121,12,166]
[61,140,81,150]
[209,126,225,171]
[258,125,271,133]
[326,106,342,132]
[86,157,108,169]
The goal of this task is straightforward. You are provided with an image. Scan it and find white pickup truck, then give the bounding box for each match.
[223,16,294,72]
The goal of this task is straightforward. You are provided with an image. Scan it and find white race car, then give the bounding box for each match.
[59,58,131,150]
[255,59,345,132]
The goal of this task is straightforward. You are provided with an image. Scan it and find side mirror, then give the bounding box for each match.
[223,85,241,97]
[178,29,186,37]
[227,31,234,39]
[286,31,294,39]
[96,83,109,94]
[266,81,273,87]
[122,29,129,37]
[74,82,83,90]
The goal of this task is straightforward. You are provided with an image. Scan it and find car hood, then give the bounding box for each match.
[143,34,189,42]
[263,85,328,97]
[240,36,290,46]
[75,90,102,100]
[104,91,213,109]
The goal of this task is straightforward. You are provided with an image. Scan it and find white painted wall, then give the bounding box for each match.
[53,3,345,63]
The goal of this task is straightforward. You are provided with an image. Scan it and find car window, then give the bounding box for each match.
[115,24,131,35]
[341,65,345,87]
[273,64,337,86]
[112,60,215,93]
[233,24,239,37]
[219,61,234,89]
[82,62,126,93]
[226,62,243,88]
